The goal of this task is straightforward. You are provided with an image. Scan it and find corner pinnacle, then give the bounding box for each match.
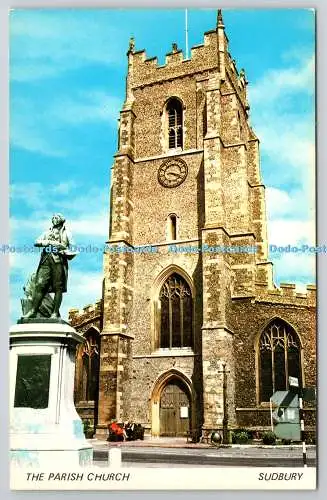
[217,9,224,27]
[127,36,135,55]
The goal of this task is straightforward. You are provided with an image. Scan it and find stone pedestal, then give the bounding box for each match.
[10,320,93,468]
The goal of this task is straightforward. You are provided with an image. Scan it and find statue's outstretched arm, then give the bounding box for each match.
[34,233,49,247]
[34,233,66,250]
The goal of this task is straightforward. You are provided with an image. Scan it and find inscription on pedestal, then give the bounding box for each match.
[14,355,51,409]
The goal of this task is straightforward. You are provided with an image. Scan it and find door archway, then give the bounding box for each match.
[159,378,191,436]
[150,370,193,437]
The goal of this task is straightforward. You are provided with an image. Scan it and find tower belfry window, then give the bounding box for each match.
[168,214,177,241]
[167,98,183,149]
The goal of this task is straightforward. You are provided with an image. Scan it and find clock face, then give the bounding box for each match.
[158,158,188,188]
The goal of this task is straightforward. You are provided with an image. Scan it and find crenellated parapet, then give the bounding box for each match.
[254,283,316,307]
[127,58,247,116]
[126,11,246,96]
[69,299,103,330]
[128,32,220,89]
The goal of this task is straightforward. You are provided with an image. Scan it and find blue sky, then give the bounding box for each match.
[9,8,315,322]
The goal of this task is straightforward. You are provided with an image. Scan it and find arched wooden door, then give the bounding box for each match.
[159,379,191,437]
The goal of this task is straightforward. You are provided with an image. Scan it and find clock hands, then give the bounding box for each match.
[166,171,182,179]
[158,159,188,187]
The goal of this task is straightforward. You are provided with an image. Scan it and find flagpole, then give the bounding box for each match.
[185,9,189,59]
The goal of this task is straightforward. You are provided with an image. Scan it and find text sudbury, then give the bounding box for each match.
[258,472,304,481]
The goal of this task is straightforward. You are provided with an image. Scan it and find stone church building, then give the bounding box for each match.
[70,11,316,439]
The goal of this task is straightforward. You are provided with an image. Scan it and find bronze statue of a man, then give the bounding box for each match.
[23,214,76,319]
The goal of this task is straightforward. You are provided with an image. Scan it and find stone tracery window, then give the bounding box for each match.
[159,273,192,349]
[259,320,301,402]
[76,328,100,402]
[167,98,183,149]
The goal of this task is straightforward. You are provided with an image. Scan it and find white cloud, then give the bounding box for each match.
[257,120,315,193]
[270,252,316,286]
[9,220,47,247]
[10,10,124,82]
[49,91,122,125]
[10,182,109,243]
[52,181,79,195]
[10,182,109,247]
[250,55,314,105]
[61,270,103,320]
[248,51,315,286]
[249,54,315,194]
[10,97,67,157]
[268,219,315,247]
[266,187,293,219]
[69,213,108,238]
[9,180,108,322]
[9,251,38,272]
[10,266,102,323]
[266,187,315,221]
[10,90,121,155]
[11,183,48,210]
[9,181,106,321]
[10,116,66,157]
[268,218,316,286]
[293,282,308,293]
[11,181,106,210]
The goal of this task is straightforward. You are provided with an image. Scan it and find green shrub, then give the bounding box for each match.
[262,431,276,445]
[83,419,90,433]
[306,434,316,445]
[232,430,249,444]
[82,419,94,438]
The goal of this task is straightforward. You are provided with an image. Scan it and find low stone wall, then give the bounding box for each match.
[236,407,316,430]
[75,401,97,432]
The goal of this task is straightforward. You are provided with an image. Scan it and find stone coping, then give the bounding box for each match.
[10,322,77,333]
[17,318,70,325]
[9,321,84,344]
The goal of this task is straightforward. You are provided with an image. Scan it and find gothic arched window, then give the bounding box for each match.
[259,320,301,402]
[167,98,183,149]
[76,328,100,402]
[159,273,192,349]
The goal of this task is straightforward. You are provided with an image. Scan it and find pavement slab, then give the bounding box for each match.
[88,439,316,467]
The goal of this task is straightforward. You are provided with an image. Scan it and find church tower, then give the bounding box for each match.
[96,10,270,437]
[71,10,315,440]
